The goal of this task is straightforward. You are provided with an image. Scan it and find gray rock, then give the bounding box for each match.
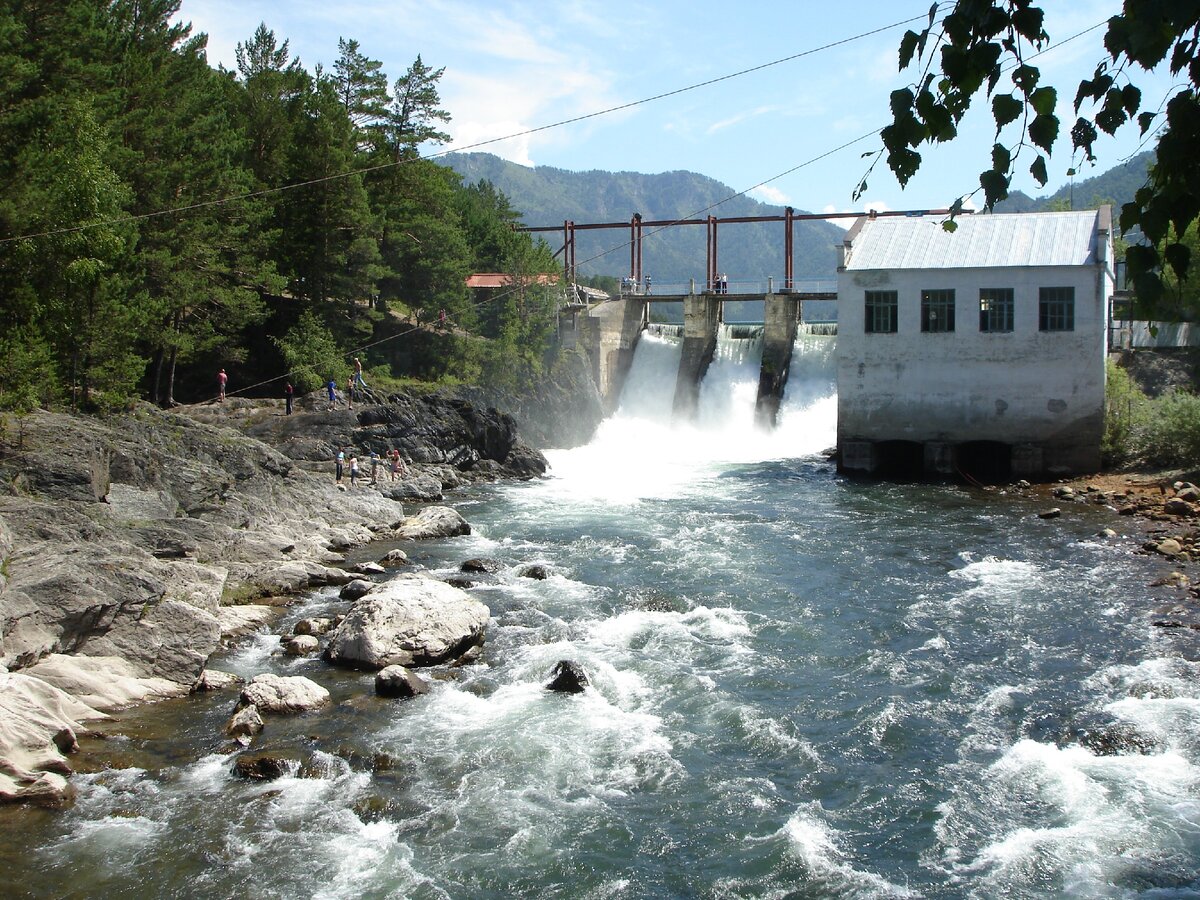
[394,506,471,540]
[231,753,294,780]
[193,669,243,693]
[546,660,589,693]
[284,635,320,657]
[225,704,264,738]
[461,558,501,573]
[0,672,106,805]
[374,664,430,699]
[340,579,374,600]
[323,575,490,670]
[1157,538,1184,557]
[238,674,330,714]
[518,564,551,580]
[1037,508,1062,519]
[381,549,409,567]
[1164,497,1195,517]
[293,617,333,637]
[356,561,386,575]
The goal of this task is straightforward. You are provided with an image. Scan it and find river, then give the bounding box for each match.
[2,328,1199,898]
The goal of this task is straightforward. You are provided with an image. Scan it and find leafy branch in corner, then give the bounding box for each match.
[872,0,1200,313]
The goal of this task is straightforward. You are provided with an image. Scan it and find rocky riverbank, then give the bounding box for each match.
[1040,469,1200,634]
[0,394,548,804]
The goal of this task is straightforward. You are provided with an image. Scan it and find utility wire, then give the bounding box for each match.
[1,12,926,246]
[220,126,885,403]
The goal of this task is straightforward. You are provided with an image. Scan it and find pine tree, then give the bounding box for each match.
[387,55,450,157]
[332,37,390,147]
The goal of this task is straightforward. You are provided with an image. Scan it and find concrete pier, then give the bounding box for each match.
[672,293,722,420]
[754,295,801,428]
[576,297,647,413]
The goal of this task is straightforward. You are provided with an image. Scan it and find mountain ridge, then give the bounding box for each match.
[438,152,845,285]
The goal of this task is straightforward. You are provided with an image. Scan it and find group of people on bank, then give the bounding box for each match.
[217,356,370,414]
[334,446,406,487]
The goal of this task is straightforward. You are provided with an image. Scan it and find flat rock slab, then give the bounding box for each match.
[24,654,189,710]
[323,574,489,670]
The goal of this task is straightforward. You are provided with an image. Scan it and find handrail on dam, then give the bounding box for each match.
[518,207,953,293]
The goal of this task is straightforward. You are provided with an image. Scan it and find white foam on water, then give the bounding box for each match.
[178,753,235,795]
[948,557,1044,595]
[51,768,169,865]
[777,805,917,898]
[944,737,1200,893]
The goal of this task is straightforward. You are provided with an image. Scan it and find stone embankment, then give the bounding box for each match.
[0,395,547,804]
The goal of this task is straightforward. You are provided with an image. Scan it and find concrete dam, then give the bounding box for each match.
[564,292,830,428]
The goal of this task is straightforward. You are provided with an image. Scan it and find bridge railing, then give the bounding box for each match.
[617,277,838,297]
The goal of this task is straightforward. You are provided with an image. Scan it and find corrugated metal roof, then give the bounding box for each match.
[844,209,1100,270]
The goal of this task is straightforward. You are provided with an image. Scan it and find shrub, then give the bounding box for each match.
[1140,389,1200,468]
[1102,360,1147,466]
[272,311,345,394]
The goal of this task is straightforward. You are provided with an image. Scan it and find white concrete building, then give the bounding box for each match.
[836,208,1115,479]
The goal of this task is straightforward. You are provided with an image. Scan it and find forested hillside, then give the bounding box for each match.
[0,1,559,411]
[995,151,1154,213]
[441,152,845,287]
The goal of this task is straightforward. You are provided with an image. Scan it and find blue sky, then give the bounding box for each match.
[179,1,1175,223]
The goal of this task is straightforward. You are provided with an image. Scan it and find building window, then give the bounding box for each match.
[921,289,955,332]
[979,288,1014,332]
[1039,286,1075,331]
[865,290,897,334]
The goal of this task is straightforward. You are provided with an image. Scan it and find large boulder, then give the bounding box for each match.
[323,575,489,670]
[394,506,471,540]
[0,672,108,805]
[238,674,330,714]
[374,665,429,698]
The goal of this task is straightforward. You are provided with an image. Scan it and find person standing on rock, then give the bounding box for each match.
[284,381,294,415]
[336,448,345,484]
[326,378,336,410]
[349,455,360,487]
[353,357,367,389]
[369,450,380,486]
[389,449,405,481]
[346,374,355,410]
[217,368,228,402]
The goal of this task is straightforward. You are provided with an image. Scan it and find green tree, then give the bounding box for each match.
[102,1,279,405]
[387,55,450,156]
[13,99,141,409]
[272,309,344,393]
[279,71,383,306]
[332,37,390,143]
[876,2,1200,313]
[234,23,309,187]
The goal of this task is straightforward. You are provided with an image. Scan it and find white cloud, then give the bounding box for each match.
[751,185,789,204]
[819,200,894,226]
[706,105,776,135]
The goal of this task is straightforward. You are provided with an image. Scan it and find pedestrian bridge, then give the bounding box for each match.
[524,207,944,428]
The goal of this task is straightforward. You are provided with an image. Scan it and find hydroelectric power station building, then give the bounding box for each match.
[835,208,1115,480]
[548,205,1116,481]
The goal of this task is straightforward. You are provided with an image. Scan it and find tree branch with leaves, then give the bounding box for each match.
[871,0,1200,313]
